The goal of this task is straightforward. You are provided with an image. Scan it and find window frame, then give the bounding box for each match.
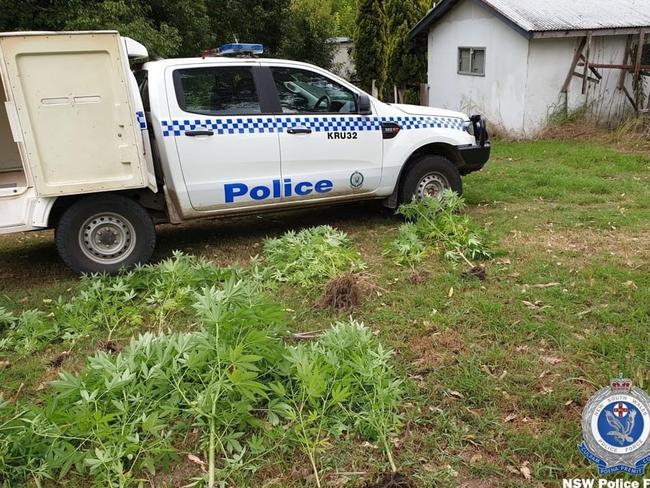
[457,47,486,77]
[171,65,274,116]
[268,65,361,116]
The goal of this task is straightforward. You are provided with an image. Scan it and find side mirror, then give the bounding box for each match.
[357,93,372,115]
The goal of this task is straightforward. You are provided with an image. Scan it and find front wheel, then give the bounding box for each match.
[399,155,462,205]
[55,194,156,275]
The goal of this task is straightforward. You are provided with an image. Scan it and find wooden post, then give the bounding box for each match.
[582,32,592,95]
[634,30,645,83]
[618,35,632,90]
[562,37,586,93]
[419,83,429,106]
[634,30,646,110]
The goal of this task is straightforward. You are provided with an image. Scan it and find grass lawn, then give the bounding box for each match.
[1,138,650,487]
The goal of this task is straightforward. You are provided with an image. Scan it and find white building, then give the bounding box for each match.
[410,0,650,137]
[328,37,355,81]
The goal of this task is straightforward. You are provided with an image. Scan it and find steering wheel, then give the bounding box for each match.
[313,95,331,111]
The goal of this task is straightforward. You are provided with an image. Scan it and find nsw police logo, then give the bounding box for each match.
[350,171,364,189]
[579,378,650,475]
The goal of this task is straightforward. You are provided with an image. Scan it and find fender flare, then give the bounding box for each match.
[384,142,463,208]
[30,196,58,228]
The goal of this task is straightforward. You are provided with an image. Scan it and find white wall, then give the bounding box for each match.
[525,35,642,135]
[330,41,355,81]
[426,0,648,137]
[427,0,530,134]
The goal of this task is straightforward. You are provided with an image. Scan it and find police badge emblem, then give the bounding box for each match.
[350,171,364,189]
[579,378,650,475]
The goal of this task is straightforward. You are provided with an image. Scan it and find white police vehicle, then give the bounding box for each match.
[0,33,490,274]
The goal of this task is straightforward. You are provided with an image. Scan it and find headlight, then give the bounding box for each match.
[463,121,474,136]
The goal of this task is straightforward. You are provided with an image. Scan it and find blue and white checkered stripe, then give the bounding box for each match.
[381,116,464,131]
[275,116,382,133]
[161,115,463,137]
[136,111,147,130]
[162,117,277,136]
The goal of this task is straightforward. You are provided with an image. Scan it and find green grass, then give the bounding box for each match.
[1,139,650,486]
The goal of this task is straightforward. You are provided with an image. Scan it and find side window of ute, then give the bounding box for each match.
[174,66,262,116]
[134,70,150,112]
[270,67,357,115]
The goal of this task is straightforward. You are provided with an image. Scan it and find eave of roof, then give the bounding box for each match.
[409,0,650,40]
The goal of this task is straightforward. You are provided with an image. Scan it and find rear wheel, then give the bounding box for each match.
[55,194,156,274]
[399,155,462,204]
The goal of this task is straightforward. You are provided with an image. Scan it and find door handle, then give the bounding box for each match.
[287,127,312,135]
[185,130,214,137]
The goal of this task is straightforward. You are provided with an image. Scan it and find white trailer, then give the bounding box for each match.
[0,31,490,274]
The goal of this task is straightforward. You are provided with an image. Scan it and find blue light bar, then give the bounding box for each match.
[218,43,264,56]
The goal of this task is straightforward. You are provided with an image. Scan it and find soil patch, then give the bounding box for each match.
[98,340,122,354]
[408,270,430,285]
[462,266,487,281]
[364,472,416,488]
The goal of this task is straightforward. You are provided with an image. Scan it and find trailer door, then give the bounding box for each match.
[0,32,155,196]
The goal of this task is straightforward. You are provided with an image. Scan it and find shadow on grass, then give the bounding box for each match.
[0,201,394,295]
[154,201,393,261]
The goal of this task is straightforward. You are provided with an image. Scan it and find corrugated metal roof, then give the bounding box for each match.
[483,0,650,32]
[410,0,650,38]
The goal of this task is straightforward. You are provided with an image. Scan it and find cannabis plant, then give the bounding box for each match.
[395,190,492,267]
[262,226,367,288]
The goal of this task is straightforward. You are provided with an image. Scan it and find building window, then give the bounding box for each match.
[458,47,486,76]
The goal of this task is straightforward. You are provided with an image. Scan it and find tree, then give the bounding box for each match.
[0,0,339,65]
[280,0,336,67]
[331,0,356,37]
[206,0,289,56]
[62,0,184,58]
[385,0,431,103]
[353,0,388,96]
[144,0,213,57]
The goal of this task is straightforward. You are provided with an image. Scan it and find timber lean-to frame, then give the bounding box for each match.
[561,29,649,112]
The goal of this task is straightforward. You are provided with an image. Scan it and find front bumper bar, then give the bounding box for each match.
[458,114,491,174]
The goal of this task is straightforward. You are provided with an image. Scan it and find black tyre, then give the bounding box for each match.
[55,194,156,275]
[399,155,462,205]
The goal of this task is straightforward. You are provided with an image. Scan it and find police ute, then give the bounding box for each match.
[0,31,491,274]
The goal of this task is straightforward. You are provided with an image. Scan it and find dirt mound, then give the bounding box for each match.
[98,340,122,354]
[316,273,363,311]
[48,351,69,368]
[364,473,416,488]
[408,270,430,285]
[462,266,487,281]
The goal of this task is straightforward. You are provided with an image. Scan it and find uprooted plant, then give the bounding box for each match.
[262,225,367,289]
[0,252,263,357]
[0,277,402,488]
[387,191,493,269]
[281,321,402,487]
